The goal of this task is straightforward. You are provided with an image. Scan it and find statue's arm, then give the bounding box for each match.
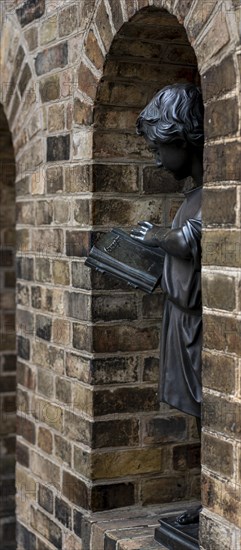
[157,218,201,260]
[131,218,201,261]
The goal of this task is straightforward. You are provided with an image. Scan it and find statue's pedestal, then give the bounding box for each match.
[155,514,199,550]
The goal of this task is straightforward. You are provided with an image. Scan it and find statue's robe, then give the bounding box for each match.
[159,186,202,418]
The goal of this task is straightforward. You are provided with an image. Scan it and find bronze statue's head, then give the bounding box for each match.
[136,83,204,183]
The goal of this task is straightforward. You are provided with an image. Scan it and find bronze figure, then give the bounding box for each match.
[131,83,204,527]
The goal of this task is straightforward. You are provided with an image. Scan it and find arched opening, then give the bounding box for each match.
[92,6,201,508]
[0,104,16,548]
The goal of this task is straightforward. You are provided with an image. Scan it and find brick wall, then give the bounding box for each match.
[0,104,16,549]
[0,0,241,549]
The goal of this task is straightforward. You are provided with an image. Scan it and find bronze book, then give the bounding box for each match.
[85,228,165,293]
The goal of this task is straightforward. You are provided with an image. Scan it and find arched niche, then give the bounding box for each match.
[91,6,201,508]
[0,103,16,549]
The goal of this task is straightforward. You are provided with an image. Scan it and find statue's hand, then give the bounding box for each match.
[130,221,163,247]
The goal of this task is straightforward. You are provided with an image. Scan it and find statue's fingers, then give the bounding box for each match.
[131,229,145,237]
[138,220,152,228]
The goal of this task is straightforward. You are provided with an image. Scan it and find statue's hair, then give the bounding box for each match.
[136,83,204,147]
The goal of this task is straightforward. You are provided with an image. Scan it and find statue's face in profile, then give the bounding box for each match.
[145,136,191,181]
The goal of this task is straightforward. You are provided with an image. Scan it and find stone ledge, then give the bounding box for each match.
[90,500,200,550]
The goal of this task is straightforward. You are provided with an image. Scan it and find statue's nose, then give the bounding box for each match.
[156,158,163,167]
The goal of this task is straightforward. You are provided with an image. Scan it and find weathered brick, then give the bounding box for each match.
[92,197,163,226]
[95,0,114,51]
[37,368,54,398]
[35,258,51,283]
[36,314,52,341]
[143,357,159,383]
[62,470,89,509]
[18,387,29,416]
[204,312,241,355]
[24,26,38,51]
[16,201,35,225]
[16,523,36,550]
[32,228,64,254]
[205,98,238,140]
[90,356,139,385]
[203,392,241,439]
[66,231,91,257]
[39,74,60,103]
[202,433,233,477]
[36,200,53,225]
[31,507,62,549]
[59,5,78,37]
[202,472,241,528]
[202,187,236,226]
[16,0,45,27]
[202,230,241,268]
[48,103,65,132]
[18,64,32,97]
[64,410,91,446]
[202,54,236,102]
[186,1,215,38]
[204,141,241,182]
[40,15,57,45]
[85,29,104,71]
[47,134,70,162]
[38,426,53,454]
[199,514,234,550]
[38,484,54,514]
[78,63,98,100]
[17,309,34,337]
[142,166,183,194]
[55,376,71,404]
[16,175,30,197]
[32,341,64,375]
[91,482,134,511]
[73,98,93,126]
[91,448,164,480]
[91,324,160,353]
[66,352,91,383]
[142,293,164,319]
[54,434,71,466]
[73,383,93,416]
[73,199,91,225]
[93,132,152,159]
[46,166,63,194]
[32,395,63,432]
[31,451,60,490]
[55,497,72,529]
[202,351,236,395]
[93,164,138,193]
[143,415,187,445]
[35,42,68,76]
[17,335,30,360]
[195,11,230,67]
[17,361,36,390]
[16,440,29,468]
[173,443,200,471]
[17,228,30,252]
[92,418,139,449]
[53,260,70,286]
[93,386,159,416]
[202,272,235,311]
[65,292,91,321]
[141,475,189,505]
[108,0,124,30]
[65,164,92,193]
[17,416,35,444]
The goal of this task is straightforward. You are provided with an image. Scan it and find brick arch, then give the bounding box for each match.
[0,10,43,549]
[87,0,241,547]
[0,11,43,175]
[89,1,202,512]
